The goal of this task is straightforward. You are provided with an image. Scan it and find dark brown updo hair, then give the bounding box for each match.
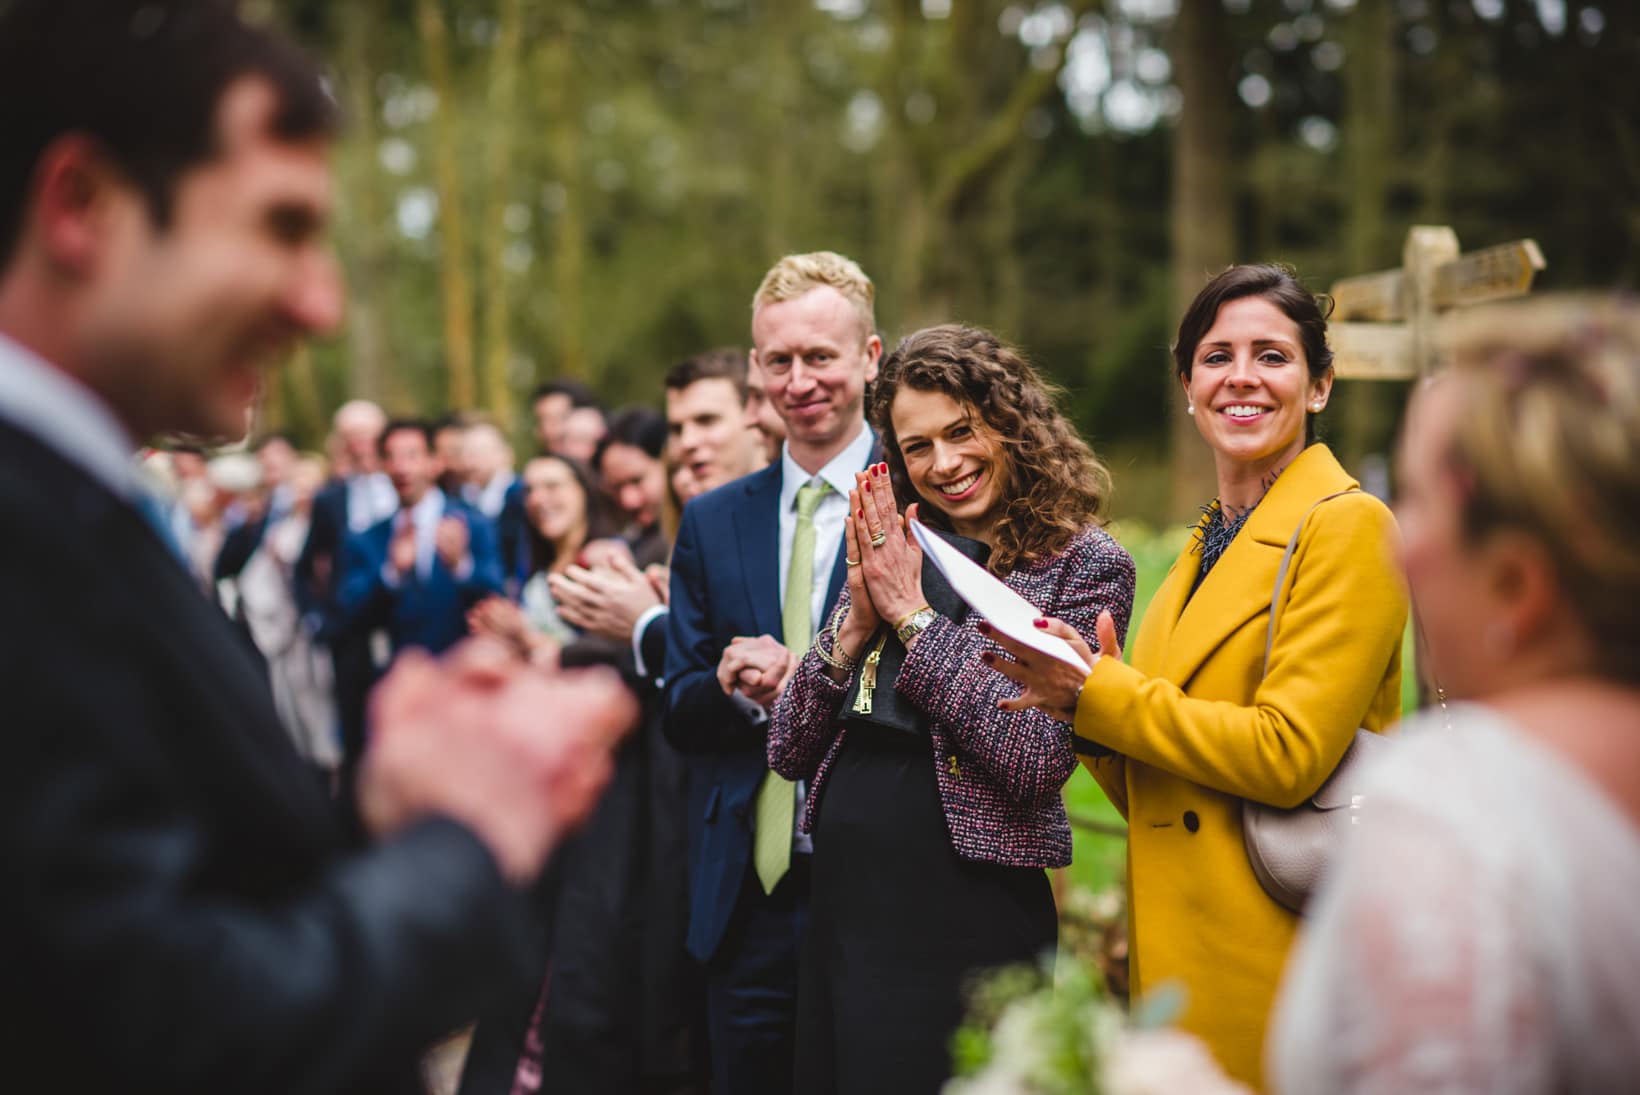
[870,324,1110,575]
[1173,263,1334,444]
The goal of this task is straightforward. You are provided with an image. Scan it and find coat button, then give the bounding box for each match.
[1182,810,1200,833]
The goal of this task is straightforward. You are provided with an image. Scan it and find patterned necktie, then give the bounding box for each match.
[753,478,830,894]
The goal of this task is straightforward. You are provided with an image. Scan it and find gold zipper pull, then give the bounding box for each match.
[851,636,885,715]
[948,755,961,779]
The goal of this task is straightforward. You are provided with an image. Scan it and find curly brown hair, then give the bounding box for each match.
[869,324,1110,574]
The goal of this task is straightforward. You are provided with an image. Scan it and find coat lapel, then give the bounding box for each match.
[733,464,784,637]
[1154,445,1359,688]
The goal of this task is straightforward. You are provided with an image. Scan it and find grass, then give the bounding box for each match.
[1059,521,1421,896]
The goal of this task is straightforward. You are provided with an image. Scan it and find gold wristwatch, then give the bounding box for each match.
[894,605,937,645]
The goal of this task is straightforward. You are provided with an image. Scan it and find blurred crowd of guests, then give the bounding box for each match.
[137,350,786,1093]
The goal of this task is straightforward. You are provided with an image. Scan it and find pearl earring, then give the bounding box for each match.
[1186,402,1195,416]
[1310,402,1322,412]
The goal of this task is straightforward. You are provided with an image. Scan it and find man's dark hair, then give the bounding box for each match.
[378,418,435,457]
[0,0,337,266]
[529,378,600,411]
[253,431,296,452]
[432,410,475,435]
[663,348,749,401]
[592,406,667,472]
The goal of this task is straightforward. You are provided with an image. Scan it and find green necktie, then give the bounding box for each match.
[753,478,829,894]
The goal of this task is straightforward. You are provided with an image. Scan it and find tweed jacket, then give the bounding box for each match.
[769,525,1135,869]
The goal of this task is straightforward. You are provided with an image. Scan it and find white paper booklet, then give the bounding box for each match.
[910,520,1090,671]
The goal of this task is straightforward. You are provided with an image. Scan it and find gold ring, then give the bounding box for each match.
[845,557,861,567]
[870,532,888,548]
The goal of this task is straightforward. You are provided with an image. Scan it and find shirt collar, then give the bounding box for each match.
[0,332,140,498]
[780,422,875,512]
[409,487,446,526]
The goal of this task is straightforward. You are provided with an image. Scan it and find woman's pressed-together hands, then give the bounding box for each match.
[835,462,926,661]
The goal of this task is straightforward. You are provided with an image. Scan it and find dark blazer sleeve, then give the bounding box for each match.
[3,537,534,1094]
[455,505,506,603]
[662,501,757,753]
[214,514,267,583]
[335,524,391,640]
[294,482,344,620]
[638,609,668,683]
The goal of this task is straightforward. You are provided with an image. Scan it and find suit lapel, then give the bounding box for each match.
[1154,445,1359,688]
[734,464,784,637]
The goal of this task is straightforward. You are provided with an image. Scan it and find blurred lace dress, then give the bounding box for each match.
[1270,704,1640,1094]
[237,512,340,770]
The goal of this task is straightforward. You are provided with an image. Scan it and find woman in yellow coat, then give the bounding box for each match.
[982,264,1406,1091]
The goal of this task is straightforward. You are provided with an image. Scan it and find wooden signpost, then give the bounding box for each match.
[1329,226,1546,380]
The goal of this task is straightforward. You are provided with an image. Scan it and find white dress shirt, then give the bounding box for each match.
[0,333,139,499]
[382,489,471,585]
[469,470,516,520]
[777,423,877,634]
[347,472,397,533]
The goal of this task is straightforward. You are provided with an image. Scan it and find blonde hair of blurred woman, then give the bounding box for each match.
[1441,297,1640,682]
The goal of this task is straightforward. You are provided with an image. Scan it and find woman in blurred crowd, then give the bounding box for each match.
[469,453,618,660]
[770,324,1136,1095]
[984,264,1406,1089]
[1270,299,1640,1092]
[236,454,338,776]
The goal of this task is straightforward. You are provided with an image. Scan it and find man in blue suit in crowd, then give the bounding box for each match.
[339,419,505,659]
[664,252,881,1095]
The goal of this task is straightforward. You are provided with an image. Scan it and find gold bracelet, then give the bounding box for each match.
[815,634,858,674]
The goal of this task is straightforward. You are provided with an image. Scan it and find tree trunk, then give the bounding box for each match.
[1335,0,1399,469]
[335,0,398,406]
[536,14,586,382]
[479,0,524,425]
[1167,0,1235,517]
[417,0,477,411]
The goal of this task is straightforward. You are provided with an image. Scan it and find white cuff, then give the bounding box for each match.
[631,604,669,678]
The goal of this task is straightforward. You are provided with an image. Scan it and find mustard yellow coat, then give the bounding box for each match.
[1078,445,1406,1091]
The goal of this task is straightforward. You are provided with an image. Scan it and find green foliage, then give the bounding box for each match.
[269,0,1640,519]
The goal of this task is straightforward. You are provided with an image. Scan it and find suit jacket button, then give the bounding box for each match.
[1183,810,1200,833]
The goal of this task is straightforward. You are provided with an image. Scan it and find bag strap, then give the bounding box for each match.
[1262,490,1358,676]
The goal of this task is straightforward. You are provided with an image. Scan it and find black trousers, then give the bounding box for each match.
[704,857,810,1095]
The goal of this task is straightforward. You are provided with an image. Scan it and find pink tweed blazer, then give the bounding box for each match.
[768,526,1135,868]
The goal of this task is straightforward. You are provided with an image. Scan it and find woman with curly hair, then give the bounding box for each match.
[768,323,1136,1095]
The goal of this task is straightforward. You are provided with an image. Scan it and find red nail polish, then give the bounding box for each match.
[858,509,865,519]
[1033,619,1048,629]
[862,479,871,491]
[980,651,994,663]
[976,621,991,634]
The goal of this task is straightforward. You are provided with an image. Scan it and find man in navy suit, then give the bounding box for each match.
[298,399,397,783]
[0,3,636,1090]
[664,252,882,1095]
[338,419,505,659]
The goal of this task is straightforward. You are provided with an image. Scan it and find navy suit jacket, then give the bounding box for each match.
[663,451,866,962]
[337,495,505,656]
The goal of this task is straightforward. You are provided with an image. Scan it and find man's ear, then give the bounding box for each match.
[29,135,130,277]
[863,333,883,384]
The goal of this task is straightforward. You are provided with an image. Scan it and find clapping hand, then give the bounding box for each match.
[550,555,662,642]
[717,634,796,709]
[980,611,1120,724]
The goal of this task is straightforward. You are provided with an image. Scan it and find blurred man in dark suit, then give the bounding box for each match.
[337,419,505,659]
[0,4,635,1092]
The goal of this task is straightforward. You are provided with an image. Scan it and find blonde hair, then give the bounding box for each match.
[1441,296,1640,682]
[751,251,876,339]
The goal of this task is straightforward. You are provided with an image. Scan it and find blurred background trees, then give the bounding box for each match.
[261,0,1640,523]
